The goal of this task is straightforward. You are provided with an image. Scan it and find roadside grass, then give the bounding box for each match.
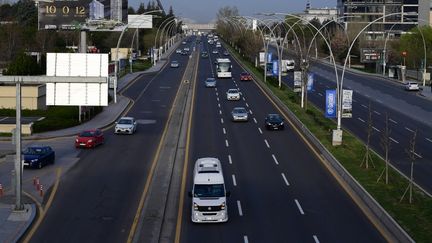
[226,43,432,242]
[119,59,152,77]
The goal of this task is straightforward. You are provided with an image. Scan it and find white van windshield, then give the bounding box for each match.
[194,184,225,198]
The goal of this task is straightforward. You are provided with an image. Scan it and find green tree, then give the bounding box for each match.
[3,52,44,75]
[399,26,432,69]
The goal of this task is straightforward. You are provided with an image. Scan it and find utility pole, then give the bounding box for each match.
[14,79,23,211]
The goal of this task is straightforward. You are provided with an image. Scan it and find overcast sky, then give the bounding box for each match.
[130,0,337,23]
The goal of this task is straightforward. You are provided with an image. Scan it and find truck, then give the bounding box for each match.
[190,157,229,223]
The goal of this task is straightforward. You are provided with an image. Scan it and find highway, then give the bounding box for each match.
[179,36,385,242]
[28,39,195,242]
[273,49,432,193]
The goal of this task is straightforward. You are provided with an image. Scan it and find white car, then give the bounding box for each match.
[114,117,137,134]
[405,81,419,91]
[184,47,190,52]
[226,89,241,100]
[170,60,180,68]
[212,49,218,54]
[176,49,182,54]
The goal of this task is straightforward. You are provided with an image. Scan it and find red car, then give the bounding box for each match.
[75,129,104,148]
[240,72,252,81]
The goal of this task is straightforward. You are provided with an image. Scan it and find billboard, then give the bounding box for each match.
[360,48,383,63]
[293,71,302,92]
[38,0,128,31]
[128,15,152,29]
[342,89,353,118]
[325,90,337,118]
[46,53,108,106]
[259,52,265,65]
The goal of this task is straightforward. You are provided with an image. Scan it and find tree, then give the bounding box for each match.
[128,7,135,14]
[399,26,432,69]
[137,3,146,14]
[3,52,44,75]
[167,6,174,17]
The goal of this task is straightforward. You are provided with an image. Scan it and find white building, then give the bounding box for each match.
[299,1,338,24]
[89,0,104,20]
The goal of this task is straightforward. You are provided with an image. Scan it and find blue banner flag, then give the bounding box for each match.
[325,90,337,118]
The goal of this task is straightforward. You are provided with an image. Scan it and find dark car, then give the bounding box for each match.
[23,146,55,169]
[75,129,104,148]
[201,51,209,58]
[240,72,252,81]
[265,114,284,130]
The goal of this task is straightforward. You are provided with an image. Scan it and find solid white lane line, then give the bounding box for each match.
[253,118,257,124]
[228,155,233,164]
[237,200,243,216]
[219,110,222,115]
[245,103,249,107]
[295,199,305,215]
[357,117,365,123]
[318,93,323,97]
[223,128,226,134]
[221,118,224,124]
[264,139,270,148]
[372,126,381,132]
[244,236,249,243]
[232,174,237,186]
[258,128,263,134]
[281,173,290,186]
[389,118,398,124]
[225,139,229,147]
[373,111,381,115]
[361,104,368,109]
[390,137,399,144]
[249,110,253,115]
[426,138,432,143]
[405,127,415,133]
[313,235,320,243]
[272,154,279,165]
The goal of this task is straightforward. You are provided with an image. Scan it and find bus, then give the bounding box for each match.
[215,58,232,78]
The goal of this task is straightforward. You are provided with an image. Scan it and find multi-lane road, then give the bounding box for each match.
[27,36,388,242]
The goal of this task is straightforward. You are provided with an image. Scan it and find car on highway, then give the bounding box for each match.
[114,117,137,134]
[212,49,218,54]
[205,78,217,88]
[405,81,419,91]
[216,43,222,48]
[170,60,180,68]
[181,50,189,55]
[176,49,182,54]
[75,129,104,148]
[231,107,248,122]
[223,51,229,56]
[182,41,187,44]
[264,113,284,130]
[23,145,55,169]
[226,88,241,100]
[201,51,208,58]
[240,72,252,81]
[184,47,190,52]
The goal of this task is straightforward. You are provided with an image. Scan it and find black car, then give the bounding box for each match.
[23,146,55,169]
[201,51,209,58]
[265,114,284,130]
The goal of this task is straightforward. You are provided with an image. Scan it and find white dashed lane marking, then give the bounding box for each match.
[372,126,381,132]
[272,154,279,165]
[228,155,232,164]
[244,236,249,243]
[253,118,257,124]
[237,200,243,216]
[426,138,432,143]
[295,199,305,215]
[223,128,226,134]
[249,110,253,115]
[232,174,237,186]
[218,103,221,108]
[264,139,270,148]
[225,139,229,147]
[258,128,263,134]
[219,110,222,115]
[389,118,398,124]
[221,118,224,124]
[245,103,249,107]
[357,118,365,123]
[318,93,323,97]
[405,127,415,133]
[361,104,368,109]
[390,137,399,144]
[313,235,320,243]
[373,111,381,115]
[281,173,290,186]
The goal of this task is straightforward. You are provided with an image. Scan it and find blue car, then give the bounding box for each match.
[23,146,55,169]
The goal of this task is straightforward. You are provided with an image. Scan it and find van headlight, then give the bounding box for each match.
[221,202,226,210]
[194,203,199,210]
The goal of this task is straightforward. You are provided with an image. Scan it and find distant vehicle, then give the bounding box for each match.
[176,49,182,54]
[216,43,221,48]
[226,88,241,100]
[264,114,284,130]
[208,40,214,45]
[170,60,180,68]
[115,117,137,134]
[223,51,229,56]
[184,47,190,52]
[75,129,104,148]
[201,51,209,58]
[189,157,229,223]
[23,146,55,169]
[281,59,295,74]
[215,58,232,78]
[182,41,187,44]
[181,50,189,55]
[231,107,248,122]
[405,81,419,91]
[205,77,217,88]
[240,72,252,81]
[212,49,218,54]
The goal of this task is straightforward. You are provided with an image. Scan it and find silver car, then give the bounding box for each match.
[115,117,137,134]
[170,60,180,68]
[205,78,217,87]
[226,88,241,100]
[231,107,248,122]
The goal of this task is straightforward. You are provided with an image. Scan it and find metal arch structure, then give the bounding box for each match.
[182,23,216,31]
[156,0,166,15]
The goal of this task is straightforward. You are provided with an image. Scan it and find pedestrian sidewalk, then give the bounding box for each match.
[0,38,182,243]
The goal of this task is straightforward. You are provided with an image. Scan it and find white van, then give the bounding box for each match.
[190,157,229,223]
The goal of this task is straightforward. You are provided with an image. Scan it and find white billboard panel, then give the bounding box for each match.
[128,15,153,29]
[342,89,353,118]
[46,53,108,106]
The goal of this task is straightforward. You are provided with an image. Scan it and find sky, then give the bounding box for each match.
[130,0,337,23]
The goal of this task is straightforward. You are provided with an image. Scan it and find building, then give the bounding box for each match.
[89,0,104,20]
[337,0,430,39]
[299,1,338,24]
[110,0,122,22]
[0,85,46,110]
